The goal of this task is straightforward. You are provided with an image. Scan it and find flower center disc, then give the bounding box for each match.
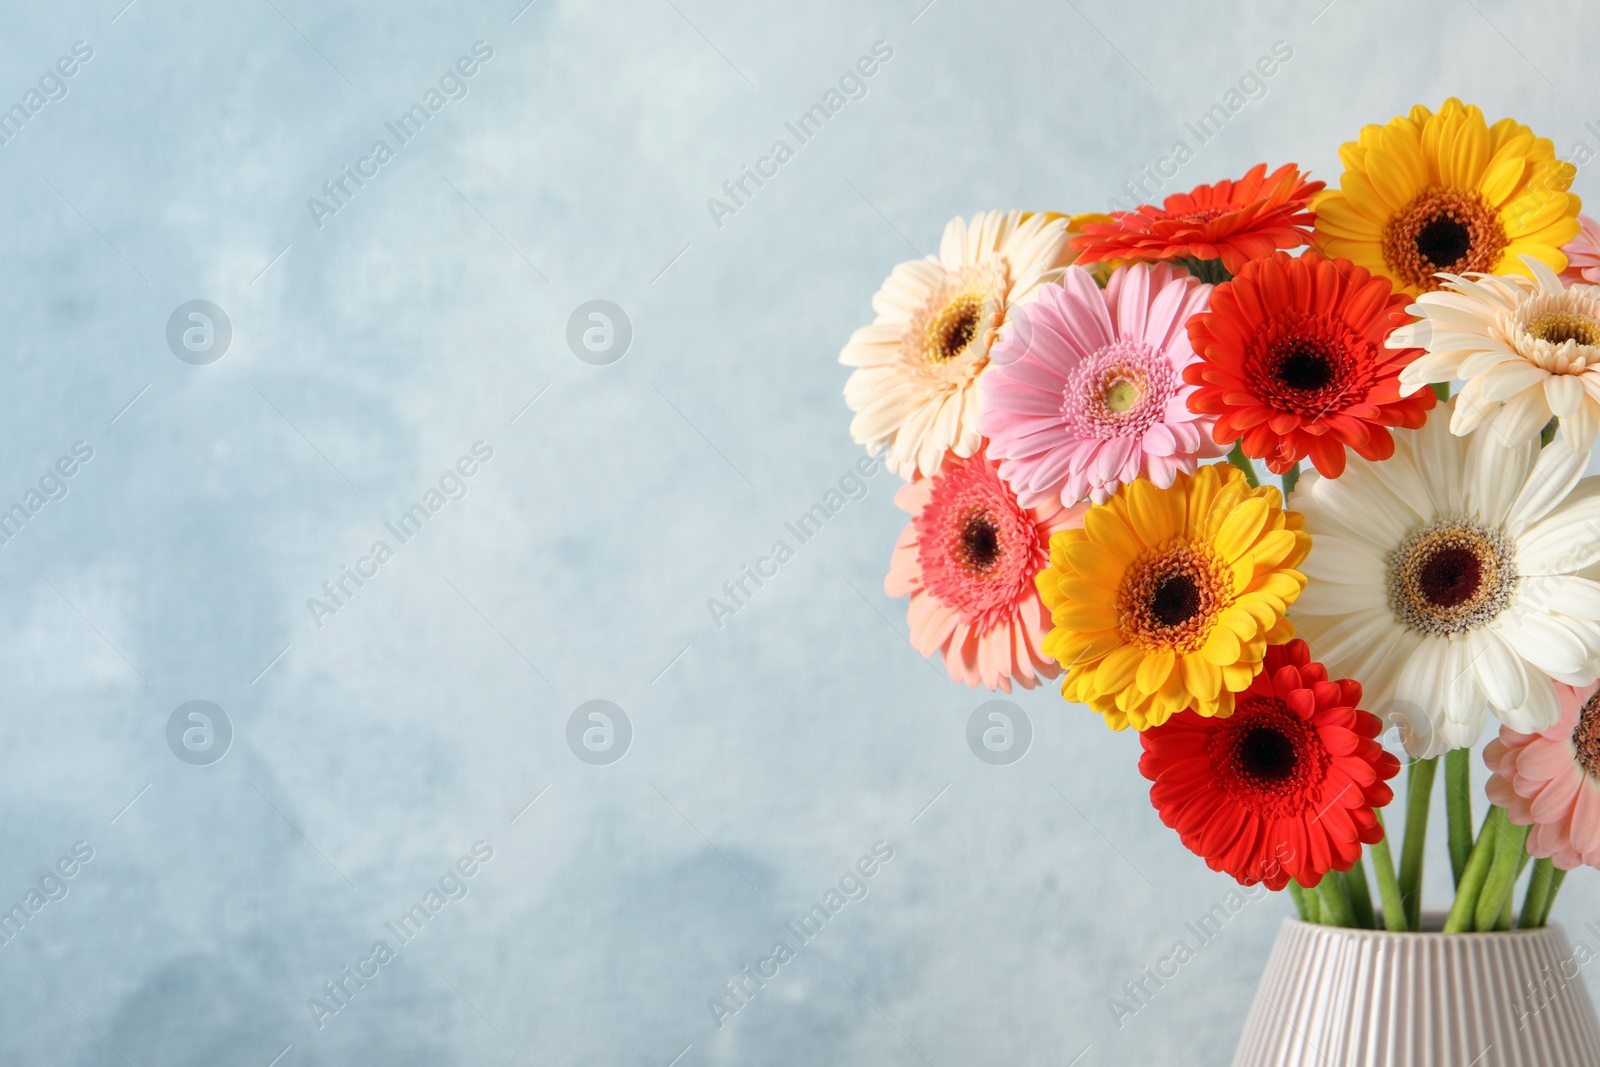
[931,297,981,363]
[1531,310,1600,348]
[1276,344,1335,391]
[905,261,1010,377]
[956,508,1003,575]
[1103,378,1141,413]
[1208,697,1329,818]
[1386,519,1518,635]
[1118,542,1231,653]
[1237,725,1298,783]
[1381,185,1508,292]
[1576,688,1600,780]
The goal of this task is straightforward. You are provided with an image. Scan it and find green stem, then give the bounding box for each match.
[1496,852,1530,931]
[1345,857,1376,929]
[1297,879,1322,924]
[1399,757,1439,930]
[1318,871,1356,928]
[1226,442,1260,488]
[1521,858,1558,929]
[1369,812,1409,931]
[1444,807,1504,933]
[1281,461,1301,497]
[1541,416,1559,448]
[1445,748,1473,889]
[1432,382,1451,401]
[1475,820,1530,931]
[1287,881,1310,921]
[1539,868,1569,927]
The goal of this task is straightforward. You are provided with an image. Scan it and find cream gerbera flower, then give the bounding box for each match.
[1392,255,1600,450]
[1292,397,1600,758]
[841,211,1074,479]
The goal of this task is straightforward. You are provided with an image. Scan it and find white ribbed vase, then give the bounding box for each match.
[1232,917,1600,1066]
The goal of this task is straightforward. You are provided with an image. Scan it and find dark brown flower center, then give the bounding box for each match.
[1148,573,1202,627]
[1276,343,1335,392]
[954,508,1003,574]
[1417,546,1482,608]
[1576,688,1600,780]
[1236,726,1298,783]
[1382,186,1507,292]
[1386,519,1517,635]
[1415,216,1471,272]
[940,304,979,360]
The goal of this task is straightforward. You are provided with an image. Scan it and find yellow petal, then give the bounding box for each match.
[1127,478,1180,546]
[1094,644,1144,693]
[1201,624,1242,666]
[1136,647,1175,694]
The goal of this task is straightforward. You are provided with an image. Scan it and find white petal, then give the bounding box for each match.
[1499,612,1593,677]
[1293,581,1388,615]
[1464,422,1534,525]
[1500,673,1560,734]
[1472,630,1527,714]
[1299,534,1385,585]
[1517,480,1600,574]
[1505,434,1591,536]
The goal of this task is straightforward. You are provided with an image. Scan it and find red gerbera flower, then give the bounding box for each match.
[1139,639,1400,890]
[1070,163,1323,275]
[1183,251,1436,477]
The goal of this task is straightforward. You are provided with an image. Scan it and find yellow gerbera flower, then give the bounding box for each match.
[1036,463,1310,731]
[1312,98,1580,297]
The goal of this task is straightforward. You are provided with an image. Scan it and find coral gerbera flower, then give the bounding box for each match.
[1391,255,1600,450]
[885,447,1086,691]
[1185,251,1436,476]
[1487,682,1600,870]
[1312,99,1581,297]
[979,262,1222,507]
[1140,640,1400,889]
[1560,215,1600,285]
[841,211,1074,479]
[1290,398,1600,758]
[1070,163,1323,276]
[1036,463,1311,731]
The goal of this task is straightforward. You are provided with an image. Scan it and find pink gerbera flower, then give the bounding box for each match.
[1560,214,1600,285]
[885,447,1085,691]
[978,262,1223,507]
[1485,682,1600,870]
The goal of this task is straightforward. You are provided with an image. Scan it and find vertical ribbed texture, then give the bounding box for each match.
[1232,919,1600,1066]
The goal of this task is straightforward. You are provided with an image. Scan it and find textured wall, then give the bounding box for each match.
[2,0,1599,1063]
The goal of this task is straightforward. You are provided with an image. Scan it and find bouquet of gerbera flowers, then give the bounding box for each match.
[841,99,1600,932]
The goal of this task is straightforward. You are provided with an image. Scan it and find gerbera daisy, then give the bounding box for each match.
[1392,255,1600,450]
[1036,463,1311,731]
[885,447,1086,691]
[979,262,1222,507]
[1486,682,1600,870]
[1290,398,1600,758]
[1140,639,1400,889]
[1311,99,1580,297]
[1070,163,1323,276]
[841,210,1075,479]
[1186,251,1436,476]
[1560,215,1600,285]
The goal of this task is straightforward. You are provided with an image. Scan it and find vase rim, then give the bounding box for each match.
[1284,913,1567,940]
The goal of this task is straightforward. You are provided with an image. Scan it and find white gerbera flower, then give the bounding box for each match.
[1291,397,1600,758]
[841,211,1074,479]
[1391,254,1600,450]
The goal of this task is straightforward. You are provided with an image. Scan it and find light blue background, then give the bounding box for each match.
[4,0,1600,1063]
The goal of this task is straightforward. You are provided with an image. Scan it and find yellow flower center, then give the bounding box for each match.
[1117,541,1232,653]
[1529,309,1600,348]
[1381,185,1507,292]
[1103,379,1140,413]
